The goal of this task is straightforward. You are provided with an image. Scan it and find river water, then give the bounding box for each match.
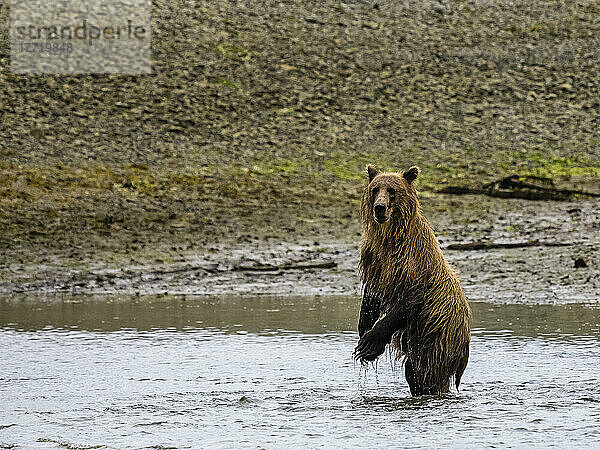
[1,295,599,449]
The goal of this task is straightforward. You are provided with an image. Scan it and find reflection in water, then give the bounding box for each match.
[0,295,599,448]
[1,295,599,338]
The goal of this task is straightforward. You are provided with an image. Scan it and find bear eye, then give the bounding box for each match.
[371,187,379,196]
[388,188,396,196]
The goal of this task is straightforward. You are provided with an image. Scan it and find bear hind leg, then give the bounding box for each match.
[404,359,450,396]
[404,359,422,396]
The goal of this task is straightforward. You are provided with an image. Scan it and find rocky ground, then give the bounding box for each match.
[0,0,599,300]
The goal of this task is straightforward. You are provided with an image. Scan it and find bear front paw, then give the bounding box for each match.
[354,329,388,363]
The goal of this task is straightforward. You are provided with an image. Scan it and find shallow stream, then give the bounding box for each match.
[1,295,599,448]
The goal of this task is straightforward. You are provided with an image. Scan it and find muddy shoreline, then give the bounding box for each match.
[2,196,598,303]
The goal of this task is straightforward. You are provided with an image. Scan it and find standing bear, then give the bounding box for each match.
[354,164,471,396]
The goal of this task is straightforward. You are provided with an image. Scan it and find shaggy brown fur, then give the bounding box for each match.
[354,164,471,396]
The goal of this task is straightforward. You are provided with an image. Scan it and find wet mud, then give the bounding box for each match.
[2,197,598,304]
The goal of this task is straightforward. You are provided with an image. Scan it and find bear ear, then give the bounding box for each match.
[366,164,379,182]
[403,166,420,183]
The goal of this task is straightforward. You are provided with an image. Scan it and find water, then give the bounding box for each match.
[1,296,600,449]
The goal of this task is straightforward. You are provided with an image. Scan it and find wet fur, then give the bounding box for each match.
[356,165,471,396]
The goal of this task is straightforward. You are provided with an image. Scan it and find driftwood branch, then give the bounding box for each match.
[232,260,337,272]
[438,175,600,201]
[446,240,572,251]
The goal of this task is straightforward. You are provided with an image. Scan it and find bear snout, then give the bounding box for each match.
[373,203,388,223]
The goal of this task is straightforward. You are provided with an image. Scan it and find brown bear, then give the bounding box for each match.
[354,164,471,396]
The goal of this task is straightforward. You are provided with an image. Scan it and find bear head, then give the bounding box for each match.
[362,164,420,227]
